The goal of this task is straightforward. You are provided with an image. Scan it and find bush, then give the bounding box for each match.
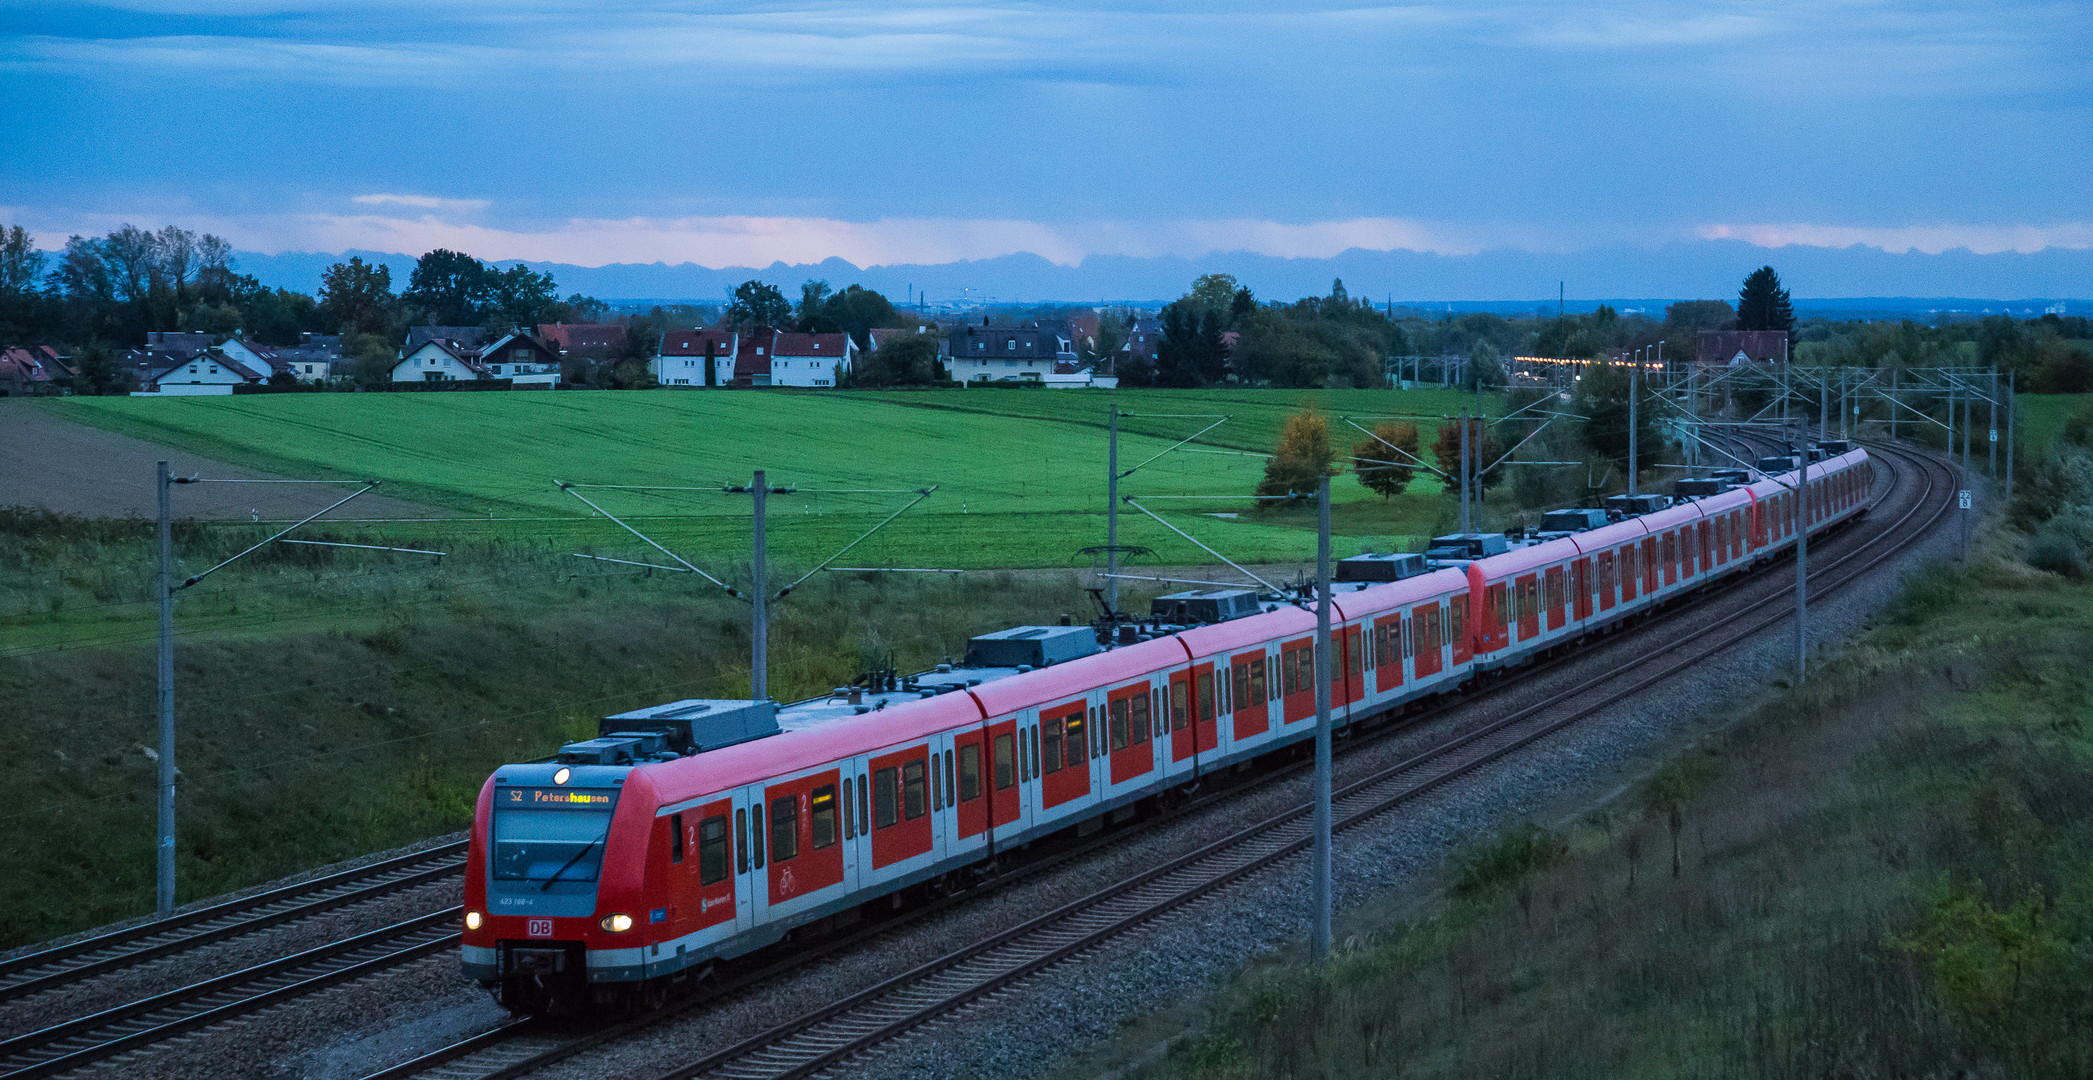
[2028,512,2093,578]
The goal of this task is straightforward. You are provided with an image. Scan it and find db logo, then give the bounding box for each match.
[527,919,553,938]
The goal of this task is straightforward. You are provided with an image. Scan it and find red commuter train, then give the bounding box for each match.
[462,447,1872,1013]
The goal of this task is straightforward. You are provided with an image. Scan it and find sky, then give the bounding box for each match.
[4,0,2090,299]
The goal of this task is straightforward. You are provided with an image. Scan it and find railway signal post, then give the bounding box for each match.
[1311,474,1334,962]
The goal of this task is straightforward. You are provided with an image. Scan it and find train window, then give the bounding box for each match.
[959,744,982,800]
[903,760,928,819]
[1032,726,1042,779]
[736,808,749,873]
[1109,697,1129,750]
[993,734,1016,789]
[1347,633,1362,675]
[930,756,942,809]
[859,773,870,829]
[1019,728,1032,778]
[811,786,837,849]
[1266,656,1277,699]
[671,812,685,865]
[1449,599,1463,643]
[751,803,766,869]
[1233,661,1249,709]
[842,777,854,839]
[699,815,729,885]
[1065,714,1086,763]
[946,750,956,800]
[1197,671,1216,723]
[770,794,798,861]
[1251,655,1268,701]
[873,767,899,829]
[1281,648,1296,696]
[1170,681,1187,731]
[1043,717,1064,773]
[1130,692,1152,744]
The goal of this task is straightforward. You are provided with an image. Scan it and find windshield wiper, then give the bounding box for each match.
[539,830,608,891]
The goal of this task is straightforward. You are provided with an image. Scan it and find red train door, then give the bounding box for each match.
[1410,605,1440,679]
[1038,701,1089,810]
[1372,616,1403,693]
[1515,575,1539,640]
[954,732,988,838]
[1105,682,1155,785]
[1619,546,1639,603]
[981,720,1021,831]
[1192,661,1220,752]
[1280,635,1316,723]
[1336,627,1364,706]
[1597,551,1617,611]
[1572,558,1593,620]
[1167,669,1192,761]
[1230,650,1270,739]
[1450,595,1472,665]
[1482,581,1508,652]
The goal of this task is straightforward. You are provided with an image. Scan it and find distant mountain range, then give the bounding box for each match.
[232,239,2091,316]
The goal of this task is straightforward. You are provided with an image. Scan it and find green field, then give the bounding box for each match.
[2006,393,2093,458]
[36,388,1496,570]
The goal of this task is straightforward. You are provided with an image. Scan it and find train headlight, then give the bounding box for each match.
[600,912,633,933]
[464,910,483,931]
[553,767,571,786]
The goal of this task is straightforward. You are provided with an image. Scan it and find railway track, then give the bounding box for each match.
[372,439,1954,1080]
[0,842,466,1009]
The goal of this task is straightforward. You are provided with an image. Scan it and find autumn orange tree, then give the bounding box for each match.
[1256,407,1339,504]
[1433,416,1506,496]
[1352,421,1420,499]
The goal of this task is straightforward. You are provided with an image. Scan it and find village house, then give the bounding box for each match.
[538,323,628,365]
[0,347,73,396]
[652,328,738,386]
[947,321,1076,383]
[767,332,854,387]
[476,333,562,385]
[389,338,490,383]
[138,348,267,395]
[218,333,345,384]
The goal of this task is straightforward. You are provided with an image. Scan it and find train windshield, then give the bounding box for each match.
[493,806,614,883]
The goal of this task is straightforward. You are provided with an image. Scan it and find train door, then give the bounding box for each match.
[1449,594,1472,666]
[1662,532,1678,586]
[978,720,1025,840]
[1279,635,1316,723]
[1642,538,1660,594]
[1105,680,1156,787]
[1619,546,1639,603]
[1192,661,1221,752]
[1597,551,1617,612]
[1371,616,1404,698]
[1230,650,1270,741]
[1516,574,1540,641]
[1572,559,1593,620]
[953,733,988,841]
[1037,700,1091,817]
[1410,604,1438,679]
[1167,668,1193,763]
[1338,626,1365,709]
[1481,581,1509,653]
[658,795,741,962]
[737,782,772,928]
[1698,521,1712,573]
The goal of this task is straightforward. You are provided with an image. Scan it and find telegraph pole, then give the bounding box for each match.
[1988,367,1998,478]
[156,462,176,917]
[752,469,768,701]
[1106,407,1119,615]
[1310,474,1333,962]
[2006,371,2016,498]
[1889,366,1899,441]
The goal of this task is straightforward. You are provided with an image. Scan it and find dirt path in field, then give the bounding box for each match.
[0,403,448,521]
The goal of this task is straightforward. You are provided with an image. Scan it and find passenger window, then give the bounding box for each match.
[1065,714,1086,763]
[1170,682,1187,731]
[1197,672,1215,722]
[946,750,955,802]
[736,808,749,873]
[931,756,942,809]
[671,812,684,865]
[1042,716,1064,773]
[1130,692,1152,743]
[859,773,870,830]
[751,803,766,868]
[960,743,982,800]
[873,767,899,828]
[902,759,928,818]
[993,733,1016,789]
[1109,697,1129,750]
[810,785,837,849]
[1031,726,1041,779]
[1017,728,1031,778]
[698,815,728,885]
[1282,648,1297,696]
[1252,656,1267,700]
[842,777,854,839]
[769,795,797,861]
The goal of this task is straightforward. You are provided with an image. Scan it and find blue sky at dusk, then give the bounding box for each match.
[3,0,2089,299]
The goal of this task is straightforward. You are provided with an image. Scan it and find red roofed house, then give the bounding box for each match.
[0,347,73,396]
[767,332,855,387]
[653,328,738,387]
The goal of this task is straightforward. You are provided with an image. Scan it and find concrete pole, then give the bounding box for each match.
[1988,367,1998,479]
[1819,370,1828,443]
[1627,350,1639,496]
[1795,455,1808,685]
[156,461,176,917]
[1106,407,1119,616]
[1458,408,1471,533]
[2006,371,2016,498]
[1889,366,1899,441]
[1310,474,1333,962]
[752,469,768,701]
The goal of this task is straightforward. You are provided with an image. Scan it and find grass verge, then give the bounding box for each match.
[1097,548,2093,1079]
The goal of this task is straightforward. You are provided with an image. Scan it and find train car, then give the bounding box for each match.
[462,447,1872,1015]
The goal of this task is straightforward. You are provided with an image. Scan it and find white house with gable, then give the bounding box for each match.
[390,339,489,382]
[767,332,854,387]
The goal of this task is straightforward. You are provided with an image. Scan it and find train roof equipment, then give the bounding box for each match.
[963,624,1101,669]
[598,698,782,756]
[1709,468,1753,485]
[1425,532,1510,567]
[1333,552,1431,585]
[1533,508,1608,541]
[1604,493,1670,518]
[1148,589,1263,625]
[1817,439,1854,455]
[1672,477,1732,499]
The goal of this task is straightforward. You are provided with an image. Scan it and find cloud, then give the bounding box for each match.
[352,193,490,212]
[1697,222,2093,255]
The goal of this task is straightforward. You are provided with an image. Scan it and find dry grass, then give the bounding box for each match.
[1120,548,2093,1080]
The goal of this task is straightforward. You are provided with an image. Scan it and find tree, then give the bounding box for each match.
[71,340,132,395]
[344,333,398,388]
[1156,298,1227,387]
[1433,417,1505,495]
[1188,274,1239,321]
[1574,363,1664,481]
[0,226,43,300]
[486,264,559,330]
[1736,266,1796,347]
[318,257,394,335]
[817,284,903,348]
[727,280,791,329]
[1256,407,1339,503]
[1353,422,1420,499]
[796,280,835,331]
[856,332,945,386]
[403,249,489,326]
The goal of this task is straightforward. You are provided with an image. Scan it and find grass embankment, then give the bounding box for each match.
[30,388,1493,569]
[1118,552,2093,1078]
[2011,393,2093,457]
[0,509,1127,949]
